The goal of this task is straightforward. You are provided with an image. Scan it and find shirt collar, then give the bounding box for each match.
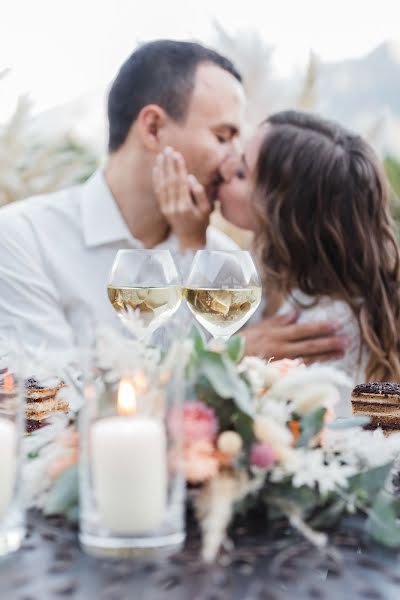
[81,169,143,248]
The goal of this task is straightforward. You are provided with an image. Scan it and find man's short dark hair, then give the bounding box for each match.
[107,39,242,152]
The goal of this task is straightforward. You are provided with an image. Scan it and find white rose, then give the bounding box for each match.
[240,357,280,391]
[261,364,281,388]
[292,383,339,416]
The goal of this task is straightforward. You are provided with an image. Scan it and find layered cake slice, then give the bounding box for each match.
[25,376,69,432]
[351,382,400,433]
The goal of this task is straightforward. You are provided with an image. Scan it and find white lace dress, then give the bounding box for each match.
[277,290,369,417]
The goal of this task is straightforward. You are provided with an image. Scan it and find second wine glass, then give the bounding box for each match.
[184,250,262,342]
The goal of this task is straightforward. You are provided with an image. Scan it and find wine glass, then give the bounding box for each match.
[107,249,182,340]
[184,250,262,342]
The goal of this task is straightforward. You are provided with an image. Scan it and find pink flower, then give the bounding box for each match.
[250,443,277,469]
[183,440,219,484]
[169,401,218,446]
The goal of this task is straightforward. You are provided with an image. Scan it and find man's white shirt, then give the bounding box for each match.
[0,170,238,349]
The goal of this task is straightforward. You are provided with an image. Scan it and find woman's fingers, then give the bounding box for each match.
[188,174,211,216]
[285,334,350,360]
[162,147,177,209]
[173,152,192,212]
[152,157,168,209]
[153,148,194,214]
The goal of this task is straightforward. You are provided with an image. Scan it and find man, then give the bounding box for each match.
[0,40,347,361]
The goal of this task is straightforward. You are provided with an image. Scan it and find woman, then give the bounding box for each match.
[154,110,400,390]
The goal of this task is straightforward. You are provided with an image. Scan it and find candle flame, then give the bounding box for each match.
[132,369,148,393]
[117,378,137,416]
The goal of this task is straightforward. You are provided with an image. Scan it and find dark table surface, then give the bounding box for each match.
[1,511,400,600]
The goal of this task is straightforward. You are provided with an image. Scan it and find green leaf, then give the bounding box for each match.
[328,416,371,429]
[366,490,400,547]
[309,498,347,528]
[348,462,393,498]
[231,411,255,447]
[66,504,79,523]
[198,352,253,417]
[226,336,245,363]
[190,323,206,354]
[267,483,321,514]
[43,465,79,517]
[296,407,326,448]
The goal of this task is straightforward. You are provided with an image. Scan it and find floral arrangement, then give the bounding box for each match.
[181,328,400,561]
[25,326,400,563]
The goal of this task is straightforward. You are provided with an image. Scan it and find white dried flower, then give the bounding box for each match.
[217,431,243,457]
[323,427,400,470]
[271,448,355,495]
[239,356,281,392]
[253,415,293,449]
[195,469,254,563]
[268,364,350,405]
[291,382,340,416]
[258,397,292,425]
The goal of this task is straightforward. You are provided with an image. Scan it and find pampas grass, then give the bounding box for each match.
[195,469,248,562]
[0,74,98,207]
[194,468,264,562]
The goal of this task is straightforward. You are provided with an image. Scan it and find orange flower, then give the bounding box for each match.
[289,420,301,443]
[214,449,232,468]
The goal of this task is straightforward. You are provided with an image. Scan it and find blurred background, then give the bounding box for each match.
[1,0,400,244]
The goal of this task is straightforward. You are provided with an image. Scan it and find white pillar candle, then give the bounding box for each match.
[91,417,167,534]
[0,418,16,518]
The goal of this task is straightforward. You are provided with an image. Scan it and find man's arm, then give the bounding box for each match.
[0,213,74,350]
[242,312,350,364]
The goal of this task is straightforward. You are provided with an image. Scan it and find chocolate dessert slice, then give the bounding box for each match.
[352,382,400,431]
[24,376,69,427]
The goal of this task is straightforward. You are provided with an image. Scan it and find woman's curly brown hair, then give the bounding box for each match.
[254,110,400,381]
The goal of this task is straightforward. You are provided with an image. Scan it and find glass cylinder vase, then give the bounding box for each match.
[79,337,186,558]
[0,328,25,556]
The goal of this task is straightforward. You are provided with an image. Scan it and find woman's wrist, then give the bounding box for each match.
[179,234,207,253]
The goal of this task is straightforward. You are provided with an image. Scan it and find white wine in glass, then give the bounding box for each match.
[107,286,182,330]
[184,287,261,340]
[108,250,182,340]
[184,250,262,342]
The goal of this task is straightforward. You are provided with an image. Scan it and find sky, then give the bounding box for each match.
[1,0,400,120]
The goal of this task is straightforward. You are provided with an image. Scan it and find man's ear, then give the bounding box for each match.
[136,104,168,152]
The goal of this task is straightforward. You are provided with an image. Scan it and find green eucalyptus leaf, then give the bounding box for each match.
[268,484,321,514]
[366,490,400,547]
[328,416,371,429]
[296,407,326,448]
[226,336,245,363]
[66,504,79,523]
[43,465,79,517]
[231,411,254,446]
[309,498,347,528]
[198,352,253,417]
[190,323,206,354]
[348,462,393,498]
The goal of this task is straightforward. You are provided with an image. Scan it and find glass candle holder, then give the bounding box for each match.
[79,339,186,558]
[0,330,25,556]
